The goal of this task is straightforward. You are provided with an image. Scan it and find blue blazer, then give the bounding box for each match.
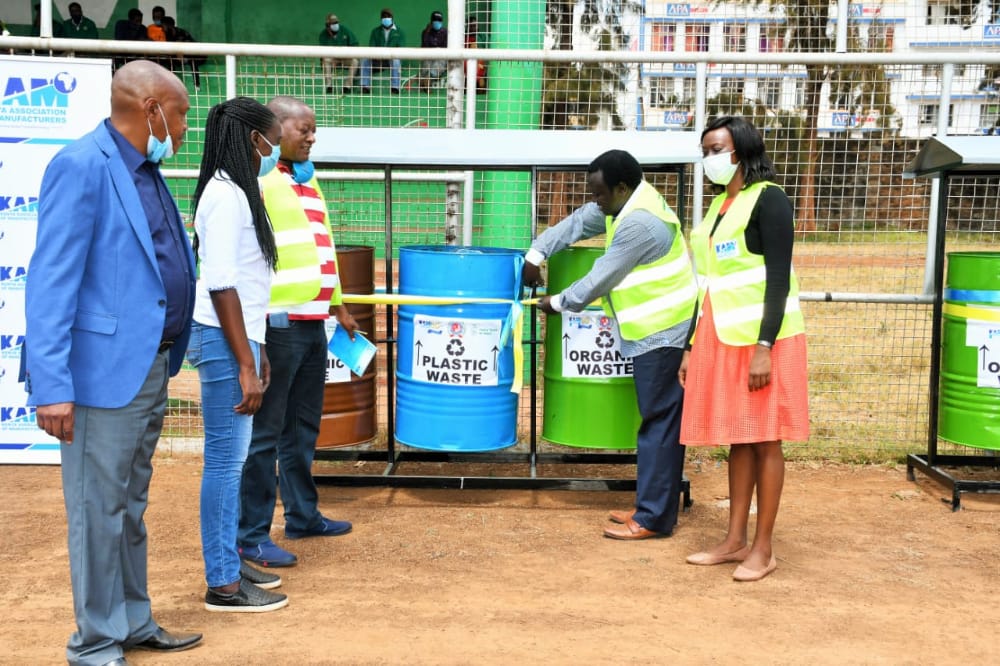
[24,121,196,409]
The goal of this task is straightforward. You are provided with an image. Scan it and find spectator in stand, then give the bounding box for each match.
[147,5,166,41]
[360,8,404,95]
[62,2,98,59]
[417,10,447,92]
[163,15,205,90]
[114,7,146,40]
[318,12,359,95]
[63,3,99,40]
[465,16,487,92]
[113,8,148,69]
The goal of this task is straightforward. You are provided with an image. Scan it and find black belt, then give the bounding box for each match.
[158,340,175,353]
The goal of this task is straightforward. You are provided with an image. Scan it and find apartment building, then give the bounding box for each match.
[635,0,998,136]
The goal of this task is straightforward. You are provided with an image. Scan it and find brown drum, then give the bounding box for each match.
[318,245,377,448]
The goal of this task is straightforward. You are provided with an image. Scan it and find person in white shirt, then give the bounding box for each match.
[188,96,288,613]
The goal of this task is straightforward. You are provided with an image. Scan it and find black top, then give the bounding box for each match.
[709,185,795,344]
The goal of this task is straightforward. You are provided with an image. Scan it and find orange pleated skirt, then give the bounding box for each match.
[680,294,810,447]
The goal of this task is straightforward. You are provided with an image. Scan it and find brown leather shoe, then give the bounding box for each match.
[733,555,777,582]
[603,518,668,540]
[607,509,635,524]
[686,545,750,566]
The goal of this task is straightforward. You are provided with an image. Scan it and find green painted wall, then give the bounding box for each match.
[196,1,442,46]
[5,1,445,45]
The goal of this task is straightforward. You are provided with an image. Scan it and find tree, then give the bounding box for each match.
[542,0,641,129]
[726,0,898,231]
[540,1,642,226]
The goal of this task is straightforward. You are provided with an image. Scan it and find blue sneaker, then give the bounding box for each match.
[238,539,297,568]
[285,516,353,540]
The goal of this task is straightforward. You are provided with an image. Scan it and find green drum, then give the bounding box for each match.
[543,247,640,449]
[939,251,1000,450]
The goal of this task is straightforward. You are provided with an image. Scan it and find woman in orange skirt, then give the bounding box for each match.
[679,116,809,582]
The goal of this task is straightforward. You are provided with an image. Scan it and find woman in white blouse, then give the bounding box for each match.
[187,97,288,612]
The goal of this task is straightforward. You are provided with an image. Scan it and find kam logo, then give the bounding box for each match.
[0,334,24,360]
[0,266,28,290]
[0,405,37,431]
[0,194,38,221]
[1,72,77,125]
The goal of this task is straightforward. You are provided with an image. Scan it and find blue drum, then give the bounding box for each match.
[395,246,522,451]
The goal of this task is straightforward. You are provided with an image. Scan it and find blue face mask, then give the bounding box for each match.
[291,160,315,184]
[431,20,443,30]
[257,135,280,177]
[145,103,173,163]
[381,17,393,28]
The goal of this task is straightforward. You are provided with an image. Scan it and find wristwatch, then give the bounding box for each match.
[756,340,773,349]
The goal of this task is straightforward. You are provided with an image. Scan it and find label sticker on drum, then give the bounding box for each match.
[561,311,633,378]
[412,315,502,386]
[325,320,352,384]
[966,316,1000,388]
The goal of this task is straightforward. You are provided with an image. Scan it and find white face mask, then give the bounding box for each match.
[702,151,740,185]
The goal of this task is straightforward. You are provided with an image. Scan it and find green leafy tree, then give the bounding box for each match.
[542,0,641,129]
[716,0,897,230]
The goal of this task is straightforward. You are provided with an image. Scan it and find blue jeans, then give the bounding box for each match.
[239,319,327,547]
[631,346,687,534]
[187,322,260,588]
[360,58,401,89]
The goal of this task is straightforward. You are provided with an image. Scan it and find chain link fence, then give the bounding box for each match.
[9,0,999,461]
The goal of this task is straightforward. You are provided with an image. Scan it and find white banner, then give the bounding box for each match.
[0,55,112,464]
[411,314,502,386]
[560,310,634,378]
[964,308,1000,389]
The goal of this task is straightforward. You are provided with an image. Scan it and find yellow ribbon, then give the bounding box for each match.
[342,293,540,307]
[943,302,1000,324]
[341,293,542,393]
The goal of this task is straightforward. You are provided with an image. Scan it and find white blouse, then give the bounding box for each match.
[192,171,272,343]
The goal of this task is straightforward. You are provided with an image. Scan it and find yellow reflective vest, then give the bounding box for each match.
[602,181,698,340]
[260,169,343,308]
[691,181,804,346]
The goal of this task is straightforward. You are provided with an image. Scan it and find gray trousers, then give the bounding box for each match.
[61,351,169,665]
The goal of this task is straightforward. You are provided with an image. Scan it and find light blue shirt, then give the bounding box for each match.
[528,193,692,358]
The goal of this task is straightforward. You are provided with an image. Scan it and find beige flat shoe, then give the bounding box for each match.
[686,546,750,566]
[732,555,777,582]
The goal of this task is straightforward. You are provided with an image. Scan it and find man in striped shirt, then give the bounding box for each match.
[238,96,359,569]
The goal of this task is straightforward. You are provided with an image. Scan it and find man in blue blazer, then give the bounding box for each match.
[24,60,202,666]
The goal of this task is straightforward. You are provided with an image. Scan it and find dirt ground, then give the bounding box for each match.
[2,453,998,665]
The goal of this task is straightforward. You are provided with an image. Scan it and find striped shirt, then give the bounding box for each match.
[274,163,338,320]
